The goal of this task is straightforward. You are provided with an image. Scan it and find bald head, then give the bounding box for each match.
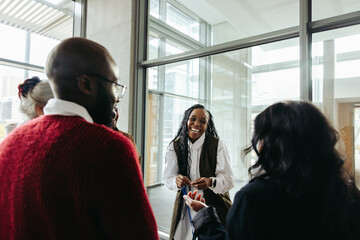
[45,37,117,97]
[45,37,120,127]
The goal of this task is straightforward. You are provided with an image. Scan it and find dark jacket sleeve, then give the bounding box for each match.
[192,206,226,240]
[193,189,257,240]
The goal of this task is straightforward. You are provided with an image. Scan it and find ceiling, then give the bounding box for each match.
[0,0,74,40]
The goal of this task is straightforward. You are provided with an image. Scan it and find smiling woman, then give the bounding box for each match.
[163,104,235,240]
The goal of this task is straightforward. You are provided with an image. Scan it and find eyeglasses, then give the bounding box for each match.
[82,73,127,99]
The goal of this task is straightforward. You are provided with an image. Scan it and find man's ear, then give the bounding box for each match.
[35,104,44,117]
[77,74,97,95]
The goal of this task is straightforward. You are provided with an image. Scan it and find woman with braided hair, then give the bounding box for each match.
[163,104,234,240]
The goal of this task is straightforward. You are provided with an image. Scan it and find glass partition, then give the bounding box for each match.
[312,24,360,188]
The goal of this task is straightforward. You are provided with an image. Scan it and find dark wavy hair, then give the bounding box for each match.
[244,101,360,232]
[170,104,218,179]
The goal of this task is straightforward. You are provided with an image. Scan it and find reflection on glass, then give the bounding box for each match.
[313,25,360,187]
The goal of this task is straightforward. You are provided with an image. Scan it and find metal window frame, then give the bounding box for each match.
[73,0,87,37]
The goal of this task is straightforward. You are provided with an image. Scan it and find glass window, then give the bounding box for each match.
[29,33,60,66]
[147,32,192,60]
[0,65,24,141]
[147,0,299,60]
[148,36,160,60]
[164,59,199,98]
[0,23,26,62]
[147,59,200,99]
[312,24,360,187]
[165,3,200,41]
[0,0,75,142]
[146,38,300,233]
[149,0,160,19]
[312,0,360,21]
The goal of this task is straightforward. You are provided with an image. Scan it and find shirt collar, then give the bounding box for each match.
[43,98,94,123]
[188,132,206,150]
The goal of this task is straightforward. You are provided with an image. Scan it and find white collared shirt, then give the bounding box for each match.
[43,98,93,123]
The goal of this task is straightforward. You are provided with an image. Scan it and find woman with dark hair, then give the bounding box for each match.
[163,104,234,240]
[184,101,360,240]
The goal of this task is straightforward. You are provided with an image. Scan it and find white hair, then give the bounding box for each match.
[19,79,53,120]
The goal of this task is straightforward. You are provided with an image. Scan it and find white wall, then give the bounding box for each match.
[86,0,136,132]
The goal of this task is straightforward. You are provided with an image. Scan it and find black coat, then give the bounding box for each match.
[192,179,360,240]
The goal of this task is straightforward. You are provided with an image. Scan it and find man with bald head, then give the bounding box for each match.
[0,38,158,240]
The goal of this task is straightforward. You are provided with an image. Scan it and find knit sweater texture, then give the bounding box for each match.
[0,115,158,240]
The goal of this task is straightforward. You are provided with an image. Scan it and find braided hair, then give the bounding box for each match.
[169,104,218,178]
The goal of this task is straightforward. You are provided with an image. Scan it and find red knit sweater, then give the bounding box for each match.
[0,115,158,240]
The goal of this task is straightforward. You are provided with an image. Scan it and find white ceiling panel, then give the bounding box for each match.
[0,0,73,40]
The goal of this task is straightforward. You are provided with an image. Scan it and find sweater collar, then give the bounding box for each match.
[43,98,93,123]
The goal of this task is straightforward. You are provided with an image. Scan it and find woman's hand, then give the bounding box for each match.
[176,174,191,188]
[191,177,212,190]
[183,190,207,212]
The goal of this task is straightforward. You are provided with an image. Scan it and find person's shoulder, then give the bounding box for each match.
[167,141,175,151]
[118,130,135,143]
[89,123,133,146]
[235,179,273,200]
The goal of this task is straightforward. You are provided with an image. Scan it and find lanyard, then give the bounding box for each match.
[182,186,196,240]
